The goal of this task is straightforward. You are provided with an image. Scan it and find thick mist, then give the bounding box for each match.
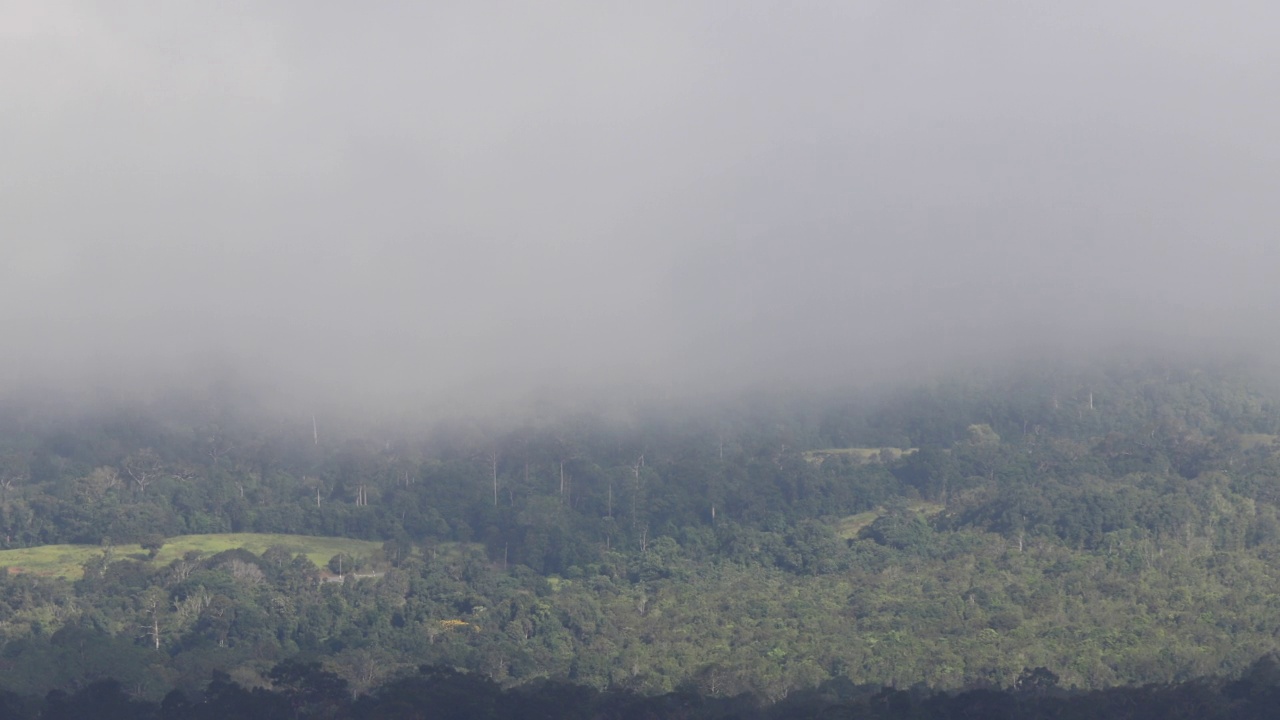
[4,1,1279,413]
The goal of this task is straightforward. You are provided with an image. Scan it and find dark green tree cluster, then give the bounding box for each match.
[12,655,1280,720]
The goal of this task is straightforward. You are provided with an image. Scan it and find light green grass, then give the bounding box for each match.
[0,534,387,580]
[834,500,945,540]
[803,447,917,464]
[834,510,883,538]
[1240,434,1278,450]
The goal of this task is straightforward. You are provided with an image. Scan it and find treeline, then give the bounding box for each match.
[9,654,1280,720]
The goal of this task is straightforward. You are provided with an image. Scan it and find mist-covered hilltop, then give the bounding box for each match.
[7,1,1280,408]
[7,2,1280,713]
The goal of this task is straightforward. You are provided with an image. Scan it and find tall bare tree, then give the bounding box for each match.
[0,453,28,502]
[122,449,164,496]
[202,424,236,467]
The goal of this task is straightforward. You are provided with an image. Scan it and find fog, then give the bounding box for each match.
[4,1,1279,412]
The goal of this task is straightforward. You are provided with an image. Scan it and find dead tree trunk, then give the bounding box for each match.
[491,449,499,507]
[631,455,644,529]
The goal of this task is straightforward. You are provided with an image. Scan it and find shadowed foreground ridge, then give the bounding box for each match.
[19,655,1280,720]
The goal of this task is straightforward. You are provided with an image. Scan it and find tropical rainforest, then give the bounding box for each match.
[2,360,1280,718]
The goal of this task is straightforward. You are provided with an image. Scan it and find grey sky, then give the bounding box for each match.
[4,1,1279,407]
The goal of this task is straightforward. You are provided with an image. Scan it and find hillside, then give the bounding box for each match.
[0,362,1278,699]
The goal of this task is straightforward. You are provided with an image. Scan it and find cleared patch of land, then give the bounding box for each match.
[802,447,916,464]
[0,534,387,580]
[834,500,945,539]
[1240,433,1278,450]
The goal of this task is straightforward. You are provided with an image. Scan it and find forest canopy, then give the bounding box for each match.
[0,360,1275,710]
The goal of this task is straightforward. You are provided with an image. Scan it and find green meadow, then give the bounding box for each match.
[802,447,917,464]
[0,534,387,580]
[834,500,945,539]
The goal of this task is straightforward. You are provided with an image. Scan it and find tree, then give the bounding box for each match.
[78,467,122,500]
[382,533,414,567]
[140,533,165,560]
[890,448,955,501]
[42,679,154,720]
[268,659,349,719]
[328,553,358,576]
[1016,666,1060,694]
[121,449,164,496]
[201,423,236,468]
[138,586,168,650]
[368,666,501,720]
[0,453,28,503]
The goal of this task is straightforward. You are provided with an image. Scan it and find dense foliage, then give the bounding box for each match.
[1,360,1280,707]
[8,656,1280,720]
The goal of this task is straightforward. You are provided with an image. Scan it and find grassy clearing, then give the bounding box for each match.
[0,534,387,580]
[834,510,882,539]
[1240,434,1278,450]
[834,500,945,540]
[803,447,916,464]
